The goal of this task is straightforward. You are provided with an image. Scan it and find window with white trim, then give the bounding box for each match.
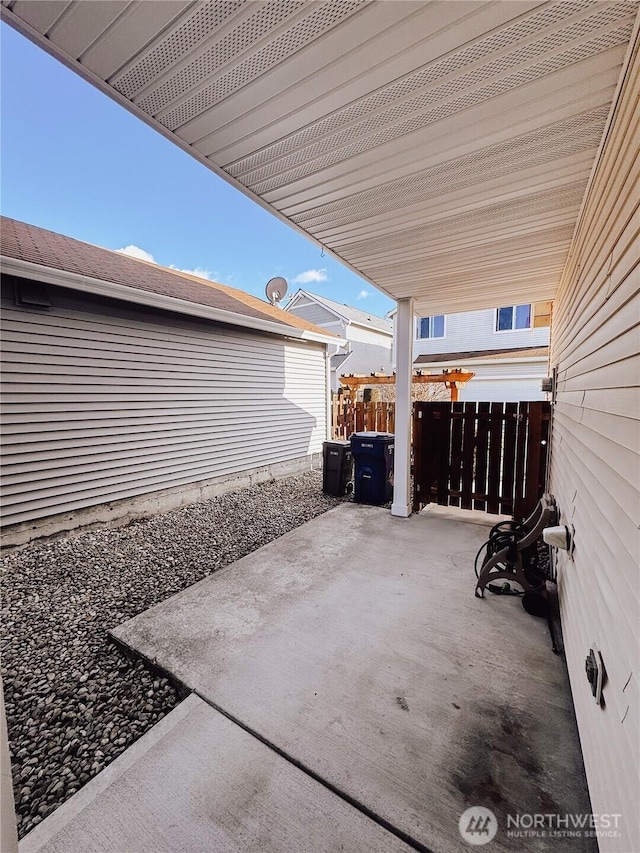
[416,315,445,339]
[496,304,532,331]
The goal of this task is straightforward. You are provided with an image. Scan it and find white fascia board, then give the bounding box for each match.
[283,289,308,311]
[2,257,345,347]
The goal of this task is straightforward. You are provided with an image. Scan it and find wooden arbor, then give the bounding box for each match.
[339,369,474,402]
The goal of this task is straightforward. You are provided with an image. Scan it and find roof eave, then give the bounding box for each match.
[415,356,549,366]
[0,6,393,306]
[2,256,344,346]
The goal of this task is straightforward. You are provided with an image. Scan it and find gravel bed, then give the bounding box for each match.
[1,470,341,838]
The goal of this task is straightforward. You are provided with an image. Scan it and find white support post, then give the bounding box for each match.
[391,297,414,517]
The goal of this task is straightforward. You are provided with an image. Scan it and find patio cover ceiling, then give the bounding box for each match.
[2,0,638,316]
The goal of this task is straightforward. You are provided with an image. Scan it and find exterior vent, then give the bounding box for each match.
[15,278,51,309]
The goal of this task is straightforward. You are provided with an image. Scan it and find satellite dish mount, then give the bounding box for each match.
[265,277,288,306]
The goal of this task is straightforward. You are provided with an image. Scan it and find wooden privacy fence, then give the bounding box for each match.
[413,401,551,520]
[332,398,395,439]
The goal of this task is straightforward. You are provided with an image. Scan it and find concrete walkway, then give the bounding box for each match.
[19,693,410,853]
[21,503,594,852]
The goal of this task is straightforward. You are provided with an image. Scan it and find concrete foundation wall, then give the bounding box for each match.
[2,452,321,550]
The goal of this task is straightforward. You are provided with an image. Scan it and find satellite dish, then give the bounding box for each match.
[265,276,288,306]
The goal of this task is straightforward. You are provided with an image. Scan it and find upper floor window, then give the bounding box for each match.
[417,315,445,339]
[496,304,531,332]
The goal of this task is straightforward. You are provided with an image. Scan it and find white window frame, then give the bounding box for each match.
[415,314,446,340]
[494,304,533,333]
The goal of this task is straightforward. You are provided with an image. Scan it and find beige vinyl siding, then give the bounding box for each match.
[1,285,326,529]
[549,28,639,853]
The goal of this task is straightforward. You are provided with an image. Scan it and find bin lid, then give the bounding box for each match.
[352,431,394,439]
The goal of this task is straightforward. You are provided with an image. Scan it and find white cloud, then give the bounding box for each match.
[170,265,215,281]
[357,289,369,300]
[115,245,217,281]
[116,245,156,263]
[292,268,328,285]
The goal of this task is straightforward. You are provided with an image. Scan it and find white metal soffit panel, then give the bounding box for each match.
[2,0,638,314]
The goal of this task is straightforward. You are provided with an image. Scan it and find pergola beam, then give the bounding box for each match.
[339,370,474,403]
[340,370,473,385]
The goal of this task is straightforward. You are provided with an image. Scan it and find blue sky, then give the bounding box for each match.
[0,24,395,318]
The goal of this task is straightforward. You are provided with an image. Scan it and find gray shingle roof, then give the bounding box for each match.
[415,346,548,364]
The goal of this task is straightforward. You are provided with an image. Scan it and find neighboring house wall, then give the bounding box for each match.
[1,278,326,545]
[413,306,550,357]
[408,306,550,401]
[549,33,639,853]
[456,360,548,402]
[414,355,548,403]
[339,324,394,392]
[285,296,340,329]
[346,323,392,347]
[286,292,393,391]
[336,342,394,380]
[318,320,345,336]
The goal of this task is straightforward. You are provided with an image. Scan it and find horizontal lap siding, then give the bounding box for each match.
[335,342,394,376]
[458,379,546,403]
[1,290,326,527]
[452,360,548,403]
[286,299,337,327]
[549,28,639,853]
[413,307,549,357]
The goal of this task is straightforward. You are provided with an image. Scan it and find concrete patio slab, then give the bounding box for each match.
[19,693,412,853]
[112,502,594,853]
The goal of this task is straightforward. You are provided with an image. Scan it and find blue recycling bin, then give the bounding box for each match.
[350,432,394,505]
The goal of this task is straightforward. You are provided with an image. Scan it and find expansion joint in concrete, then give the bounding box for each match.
[193,689,434,853]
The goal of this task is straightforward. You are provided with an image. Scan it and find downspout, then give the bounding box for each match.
[325,343,333,441]
[326,319,351,437]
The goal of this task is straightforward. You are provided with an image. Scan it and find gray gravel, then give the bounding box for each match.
[1,470,341,838]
